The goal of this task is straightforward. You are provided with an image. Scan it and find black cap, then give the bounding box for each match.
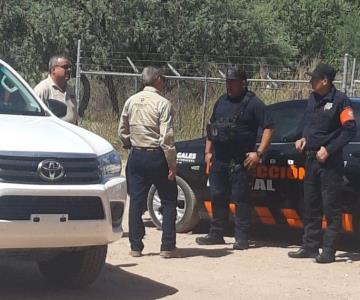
[226,67,247,80]
[306,63,336,81]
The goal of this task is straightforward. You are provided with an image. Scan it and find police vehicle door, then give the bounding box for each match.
[252,100,307,225]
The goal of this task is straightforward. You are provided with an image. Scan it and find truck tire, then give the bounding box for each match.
[147,176,200,233]
[38,245,107,288]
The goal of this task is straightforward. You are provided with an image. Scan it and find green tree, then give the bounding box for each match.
[268,0,351,62]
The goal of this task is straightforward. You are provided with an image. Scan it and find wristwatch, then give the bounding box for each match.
[256,150,263,159]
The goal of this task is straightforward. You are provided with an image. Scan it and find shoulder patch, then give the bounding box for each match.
[340,106,355,125]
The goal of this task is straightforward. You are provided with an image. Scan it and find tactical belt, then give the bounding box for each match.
[228,158,246,175]
[305,150,317,159]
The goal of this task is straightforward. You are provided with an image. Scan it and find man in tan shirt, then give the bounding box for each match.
[34,55,78,124]
[119,66,178,258]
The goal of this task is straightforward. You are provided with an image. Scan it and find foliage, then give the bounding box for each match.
[1,0,359,80]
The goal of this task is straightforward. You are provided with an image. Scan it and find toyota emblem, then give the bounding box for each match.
[37,160,65,181]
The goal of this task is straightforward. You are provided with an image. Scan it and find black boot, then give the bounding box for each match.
[288,247,319,258]
[315,250,335,264]
[233,240,249,250]
[195,234,225,245]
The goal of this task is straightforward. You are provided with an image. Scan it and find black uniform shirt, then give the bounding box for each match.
[209,89,274,162]
[303,85,356,155]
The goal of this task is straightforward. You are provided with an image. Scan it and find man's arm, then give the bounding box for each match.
[204,97,219,174]
[159,101,177,180]
[33,82,49,106]
[118,100,132,149]
[257,128,274,156]
[244,99,274,170]
[244,127,274,170]
[204,138,213,175]
[325,99,357,155]
[295,99,312,152]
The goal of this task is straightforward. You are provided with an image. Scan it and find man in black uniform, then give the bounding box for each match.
[196,67,274,249]
[288,63,356,263]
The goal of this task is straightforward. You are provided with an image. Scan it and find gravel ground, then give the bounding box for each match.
[1,203,360,300]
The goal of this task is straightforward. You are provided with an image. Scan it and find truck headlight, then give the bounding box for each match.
[98,150,122,181]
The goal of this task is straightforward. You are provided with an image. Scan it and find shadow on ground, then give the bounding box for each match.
[145,247,233,259]
[0,259,178,300]
[184,219,360,253]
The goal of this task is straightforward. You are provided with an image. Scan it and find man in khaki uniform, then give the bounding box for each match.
[119,66,178,258]
[34,55,78,124]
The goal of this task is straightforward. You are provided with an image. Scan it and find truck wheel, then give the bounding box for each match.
[38,245,107,288]
[147,176,200,233]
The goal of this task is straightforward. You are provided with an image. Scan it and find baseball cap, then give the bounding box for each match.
[306,63,336,81]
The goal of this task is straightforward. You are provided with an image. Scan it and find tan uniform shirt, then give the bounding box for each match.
[34,76,78,124]
[119,86,177,169]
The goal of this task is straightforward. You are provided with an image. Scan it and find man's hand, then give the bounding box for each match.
[205,152,212,174]
[244,152,260,170]
[168,166,177,181]
[295,138,306,153]
[316,146,329,163]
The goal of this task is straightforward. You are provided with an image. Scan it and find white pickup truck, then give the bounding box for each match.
[0,59,127,287]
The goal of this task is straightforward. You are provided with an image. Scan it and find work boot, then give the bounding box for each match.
[129,250,142,257]
[233,240,249,250]
[288,247,319,258]
[160,248,181,259]
[195,234,225,245]
[315,250,335,264]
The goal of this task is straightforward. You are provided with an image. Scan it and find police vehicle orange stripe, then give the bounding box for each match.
[203,200,353,233]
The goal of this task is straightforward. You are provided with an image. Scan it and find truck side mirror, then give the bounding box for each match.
[47,99,67,118]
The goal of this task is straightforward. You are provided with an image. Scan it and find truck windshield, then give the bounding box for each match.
[0,66,44,116]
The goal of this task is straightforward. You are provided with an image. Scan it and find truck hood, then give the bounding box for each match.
[0,115,113,156]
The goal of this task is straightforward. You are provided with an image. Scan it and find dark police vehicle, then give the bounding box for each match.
[147,98,360,235]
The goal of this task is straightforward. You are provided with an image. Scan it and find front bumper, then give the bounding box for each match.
[0,176,127,249]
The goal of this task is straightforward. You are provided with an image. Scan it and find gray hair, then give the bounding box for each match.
[142,66,163,87]
[48,55,69,73]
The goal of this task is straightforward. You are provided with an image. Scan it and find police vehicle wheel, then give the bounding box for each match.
[147,176,200,233]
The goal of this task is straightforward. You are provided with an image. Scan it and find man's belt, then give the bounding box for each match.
[133,146,160,152]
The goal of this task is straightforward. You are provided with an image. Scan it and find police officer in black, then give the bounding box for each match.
[196,67,274,249]
[288,63,356,263]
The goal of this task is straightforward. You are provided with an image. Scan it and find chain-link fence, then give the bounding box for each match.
[74,40,360,147]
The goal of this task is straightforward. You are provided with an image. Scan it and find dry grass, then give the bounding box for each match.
[80,73,313,153]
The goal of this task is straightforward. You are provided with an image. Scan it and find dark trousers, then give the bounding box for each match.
[302,156,343,253]
[209,159,252,241]
[127,149,178,251]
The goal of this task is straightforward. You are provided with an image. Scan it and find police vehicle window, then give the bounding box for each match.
[267,100,307,143]
[0,66,44,116]
[351,101,360,142]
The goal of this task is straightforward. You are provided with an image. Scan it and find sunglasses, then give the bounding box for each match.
[56,64,72,70]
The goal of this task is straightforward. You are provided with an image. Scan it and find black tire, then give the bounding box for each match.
[147,176,200,233]
[38,245,107,288]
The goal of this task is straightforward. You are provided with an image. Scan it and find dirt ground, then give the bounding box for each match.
[1,203,360,300]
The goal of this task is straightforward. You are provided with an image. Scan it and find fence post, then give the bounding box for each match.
[75,39,81,110]
[342,53,349,93]
[126,56,139,93]
[167,63,182,129]
[201,55,209,137]
[350,57,357,97]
